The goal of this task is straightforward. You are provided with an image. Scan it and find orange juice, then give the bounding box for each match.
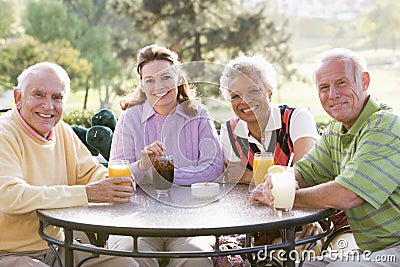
[253,152,274,186]
[108,160,132,186]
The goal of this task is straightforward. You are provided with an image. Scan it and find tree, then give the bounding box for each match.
[24,0,70,42]
[0,37,46,90]
[109,0,294,97]
[25,0,124,109]
[0,0,14,39]
[0,37,91,92]
[358,0,400,51]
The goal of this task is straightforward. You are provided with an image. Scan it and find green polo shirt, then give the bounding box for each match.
[295,97,400,252]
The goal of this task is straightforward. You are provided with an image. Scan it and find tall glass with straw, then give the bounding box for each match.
[269,153,296,212]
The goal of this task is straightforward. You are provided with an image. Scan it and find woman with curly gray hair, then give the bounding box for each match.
[219,54,319,184]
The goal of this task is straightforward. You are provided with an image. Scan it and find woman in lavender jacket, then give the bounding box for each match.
[110,45,223,186]
[108,44,223,267]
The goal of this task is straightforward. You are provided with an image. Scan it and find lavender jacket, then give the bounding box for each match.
[110,100,224,186]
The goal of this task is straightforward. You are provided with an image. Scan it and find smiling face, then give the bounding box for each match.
[14,67,66,138]
[315,56,370,130]
[141,60,180,115]
[229,72,271,125]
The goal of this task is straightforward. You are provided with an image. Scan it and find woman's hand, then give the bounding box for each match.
[138,140,164,171]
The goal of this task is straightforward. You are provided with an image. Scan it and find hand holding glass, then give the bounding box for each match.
[152,155,174,195]
[108,160,133,186]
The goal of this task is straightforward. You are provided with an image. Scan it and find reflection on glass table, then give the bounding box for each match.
[37,184,335,267]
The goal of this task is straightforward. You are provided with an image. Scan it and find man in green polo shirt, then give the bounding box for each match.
[250,48,400,266]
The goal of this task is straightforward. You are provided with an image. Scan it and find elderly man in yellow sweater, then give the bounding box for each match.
[0,62,138,267]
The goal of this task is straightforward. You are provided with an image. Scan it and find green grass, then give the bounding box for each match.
[66,89,100,112]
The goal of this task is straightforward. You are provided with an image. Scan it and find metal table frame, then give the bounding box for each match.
[37,184,335,267]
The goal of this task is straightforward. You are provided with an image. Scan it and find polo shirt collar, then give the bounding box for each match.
[347,96,379,135]
[14,107,54,142]
[234,105,281,138]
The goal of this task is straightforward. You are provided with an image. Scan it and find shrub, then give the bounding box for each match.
[316,118,333,134]
[63,110,94,128]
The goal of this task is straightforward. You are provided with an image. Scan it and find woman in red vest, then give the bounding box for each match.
[217,55,325,255]
[219,55,320,184]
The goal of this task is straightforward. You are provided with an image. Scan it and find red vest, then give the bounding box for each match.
[226,105,295,170]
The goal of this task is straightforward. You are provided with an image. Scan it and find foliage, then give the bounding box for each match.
[108,0,294,97]
[0,37,91,90]
[358,0,400,50]
[0,0,14,39]
[111,0,289,61]
[63,110,95,128]
[24,0,70,42]
[45,39,92,90]
[62,108,331,137]
[0,37,46,89]
[316,117,333,135]
[24,0,125,108]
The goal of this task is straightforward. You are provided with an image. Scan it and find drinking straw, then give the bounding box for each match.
[287,153,294,167]
[261,131,267,152]
[162,136,169,159]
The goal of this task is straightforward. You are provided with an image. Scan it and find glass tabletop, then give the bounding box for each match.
[38,184,334,237]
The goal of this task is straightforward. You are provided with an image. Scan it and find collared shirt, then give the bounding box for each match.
[220,104,319,162]
[110,100,224,186]
[296,97,400,251]
[14,107,54,142]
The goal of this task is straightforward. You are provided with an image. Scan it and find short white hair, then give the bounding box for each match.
[16,62,71,95]
[219,55,277,101]
[312,48,368,86]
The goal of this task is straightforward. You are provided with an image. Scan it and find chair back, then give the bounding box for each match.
[0,108,11,113]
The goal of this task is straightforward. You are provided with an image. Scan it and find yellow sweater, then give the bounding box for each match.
[0,109,108,252]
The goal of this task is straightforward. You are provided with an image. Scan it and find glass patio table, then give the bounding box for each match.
[37,183,335,267]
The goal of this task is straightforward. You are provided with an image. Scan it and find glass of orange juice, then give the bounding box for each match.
[108,160,133,186]
[253,152,274,186]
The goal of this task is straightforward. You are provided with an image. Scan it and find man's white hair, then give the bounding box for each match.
[16,62,71,95]
[312,48,368,86]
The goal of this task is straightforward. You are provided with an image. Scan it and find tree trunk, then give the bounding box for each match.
[83,78,89,110]
[192,32,202,61]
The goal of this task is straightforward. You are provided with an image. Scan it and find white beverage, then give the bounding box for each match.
[270,167,296,212]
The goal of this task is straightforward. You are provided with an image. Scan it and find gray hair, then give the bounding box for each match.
[312,48,368,86]
[16,62,71,95]
[219,55,277,101]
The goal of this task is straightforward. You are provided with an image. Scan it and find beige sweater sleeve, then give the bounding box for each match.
[0,111,108,252]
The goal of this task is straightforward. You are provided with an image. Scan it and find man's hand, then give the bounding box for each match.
[86,177,135,203]
[249,175,275,206]
[250,173,300,206]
